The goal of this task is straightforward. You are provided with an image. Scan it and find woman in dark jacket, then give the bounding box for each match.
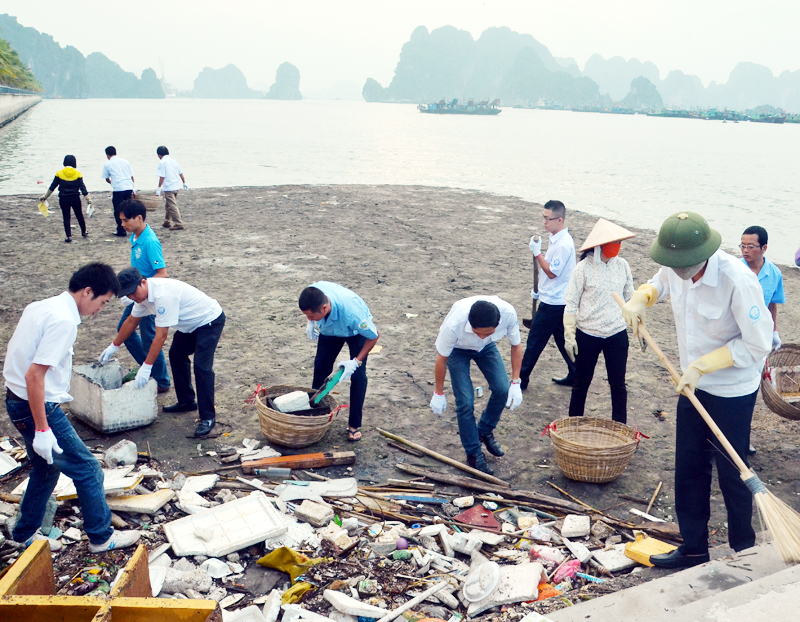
[40,155,92,243]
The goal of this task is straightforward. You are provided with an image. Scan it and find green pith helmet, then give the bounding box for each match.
[650,212,721,268]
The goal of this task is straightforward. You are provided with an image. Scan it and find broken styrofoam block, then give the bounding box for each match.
[182,474,220,494]
[178,490,213,509]
[201,558,233,579]
[467,529,505,546]
[150,566,167,597]
[222,605,268,622]
[282,604,332,620]
[70,361,158,433]
[62,527,82,541]
[449,531,482,555]
[419,523,454,557]
[13,466,142,501]
[324,589,390,617]
[517,515,539,530]
[592,543,639,572]
[265,519,319,550]
[273,391,311,413]
[591,520,616,540]
[453,495,475,508]
[563,537,592,563]
[164,491,288,557]
[151,553,172,568]
[561,514,591,538]
[328,613,358,622]
[0,452,20,477]
[466,562,545,616]
[276,478,358,502]
[318,523,354,550]
[294,500,334,527]
[105,489,175,515]
[261,589,283,622]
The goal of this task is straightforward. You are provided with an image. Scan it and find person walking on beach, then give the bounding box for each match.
[3,263,141,552]
[564,219,635,423]
[156,146,189,231]
[114,199,171,394]
[519,200,577,389]
[430,296,523,475]
[622,211,771,568]
[101,268,225,437]
[39,155,92,243]
[102,146,135,237]
[300,282,379,442]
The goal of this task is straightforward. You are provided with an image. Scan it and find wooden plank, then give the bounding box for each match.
[395,464,511,494]
[241,451,355,474]
[386,479,436,491]
[386,440,423,457]
[0,540,54,596]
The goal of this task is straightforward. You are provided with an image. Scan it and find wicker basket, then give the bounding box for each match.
[546,417,642,483]
[255,384,339,448]
[136,194,163,212]
[760,345,800,420]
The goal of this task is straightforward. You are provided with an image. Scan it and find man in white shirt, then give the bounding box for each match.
[623,212,772,569]
[520,200,577,390]
[155,146,189,231]
[101,145,135,237]
[429,297,523,475]
[3,263,141,552]
[101,268,225,437]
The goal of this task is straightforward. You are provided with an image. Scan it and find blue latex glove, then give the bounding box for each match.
[134,364,152,389]
[337,358,360,381]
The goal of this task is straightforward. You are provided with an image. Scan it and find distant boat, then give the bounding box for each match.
[418,98,501,115]
[749,114,786,124]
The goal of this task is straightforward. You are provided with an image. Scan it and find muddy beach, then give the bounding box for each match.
[1,183,799,551]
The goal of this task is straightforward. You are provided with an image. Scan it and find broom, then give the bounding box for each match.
[612,292,800,563]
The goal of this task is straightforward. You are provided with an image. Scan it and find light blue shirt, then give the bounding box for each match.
[741,257,785,308]
[130,224,166,278]
[311,281,378,339]
[101,156,134,191]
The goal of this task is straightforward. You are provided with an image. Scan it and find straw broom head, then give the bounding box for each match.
[744,472,800,563]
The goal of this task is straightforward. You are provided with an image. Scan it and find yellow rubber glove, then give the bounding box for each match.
[621,284,658,337]
[563,312,578,361]
[676,346,734,393]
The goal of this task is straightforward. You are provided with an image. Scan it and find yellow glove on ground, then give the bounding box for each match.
[563,312,578,361]
[622,284,658,337]
[676,346,734,393]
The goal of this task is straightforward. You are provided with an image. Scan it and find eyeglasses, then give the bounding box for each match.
[542,216,560,222]
[739,244,762,251]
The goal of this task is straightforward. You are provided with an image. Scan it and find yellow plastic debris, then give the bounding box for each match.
[624,532,678,567]
[37,201,50,217]
[256,546,325,582]
[281,581,314,604]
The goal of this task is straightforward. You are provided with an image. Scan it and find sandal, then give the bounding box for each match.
[348,428,362,442]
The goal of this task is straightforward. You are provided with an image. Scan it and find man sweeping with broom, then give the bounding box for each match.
[622,212,772,568]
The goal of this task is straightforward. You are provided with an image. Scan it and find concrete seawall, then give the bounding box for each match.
[0,92,41,127]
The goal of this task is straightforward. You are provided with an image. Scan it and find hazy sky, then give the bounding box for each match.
[3,1,799,92]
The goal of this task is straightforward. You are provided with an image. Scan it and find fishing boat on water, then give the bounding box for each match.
[418,98,501,115]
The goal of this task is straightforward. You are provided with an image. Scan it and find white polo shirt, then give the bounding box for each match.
[101,156,135,192]
[3,292,80,403]
[132,278,222,334]
[648,250,772,397]
[537,228,576,306]
[156,155,183,192]
[435,296,521,357]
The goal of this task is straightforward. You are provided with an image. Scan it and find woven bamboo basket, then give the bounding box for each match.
[760,344,800,421]
[546,417,642,483]
[136,194,163,212]
[255,384,339,448]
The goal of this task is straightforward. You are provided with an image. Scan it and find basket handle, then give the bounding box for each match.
[541,421,558,437]
[243,383,264,406]
[329,404,349,422]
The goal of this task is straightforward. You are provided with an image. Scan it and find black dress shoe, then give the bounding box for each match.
[650,547,709,569]
[552,374,575,387]
[163,401,198,413]
[194,419,216,437]
[480,433,505,457]
[520,378,529,391]
[466,451,494,475]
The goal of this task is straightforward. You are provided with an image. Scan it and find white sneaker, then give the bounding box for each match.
[88,530,141,553]
[12,530,63,552]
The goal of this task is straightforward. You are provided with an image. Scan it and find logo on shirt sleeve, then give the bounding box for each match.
[158,307,166,315]
[552,258,561,267]
[749,306,761,321]
[359,320,369,330]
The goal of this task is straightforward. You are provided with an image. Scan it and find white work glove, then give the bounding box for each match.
[337,358,360,381]
[183,183,190,191]
[530,288,539,300]
[99,343,120,362]
[156,187,162,196]
[773,331,782,351]
[430,392,447,415]
[134,364,153,388]
[506,382,523,410]
[306,321,318,341]
[33,428,63,465]
[529,235,542,257]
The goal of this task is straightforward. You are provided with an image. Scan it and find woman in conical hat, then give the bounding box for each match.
[563,218,635,422]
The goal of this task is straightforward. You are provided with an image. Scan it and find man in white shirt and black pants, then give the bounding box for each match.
[155,146,189,231]
[101,268,225,437]
[101,146,135,237]
[520,200,577,389]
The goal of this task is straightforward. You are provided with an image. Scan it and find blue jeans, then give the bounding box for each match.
[5,398,113,545]
[119,304,170,388]
[448,343,509,456]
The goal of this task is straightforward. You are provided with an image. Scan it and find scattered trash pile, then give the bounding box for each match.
[1,432,683,622]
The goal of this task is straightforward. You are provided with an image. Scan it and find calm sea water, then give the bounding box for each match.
[1,98,797,263]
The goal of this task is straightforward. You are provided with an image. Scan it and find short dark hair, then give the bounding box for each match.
[157,145,169,157]
[468,300,501,329]
[743,226,767,246]
[299,286,328,312]
[63,155,76,168]
[120,199,147,221]
[544,200,566,220]
[68,263,120,298]
[105,146,116,157]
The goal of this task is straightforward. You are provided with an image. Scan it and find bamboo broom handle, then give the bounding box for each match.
[611,292,753,477]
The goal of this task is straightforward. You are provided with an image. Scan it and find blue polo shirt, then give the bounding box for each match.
[310,281,378,339]
[741,257,785,307]
[130,225,166,278]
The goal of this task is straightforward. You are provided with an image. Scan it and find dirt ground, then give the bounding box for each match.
[2,184,799,550]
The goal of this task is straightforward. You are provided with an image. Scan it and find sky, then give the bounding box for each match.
[2,0,799,93]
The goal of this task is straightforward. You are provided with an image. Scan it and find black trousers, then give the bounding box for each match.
[313,334,368,429]
[569,328,628,423]
[112,190,133,235]
[59,195,86,237]
[675,388,757,554]
[169,312,225,421]
[520,302,575,383]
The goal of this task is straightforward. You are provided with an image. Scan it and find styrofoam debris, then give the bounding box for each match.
[281,603,331,620]
[324,588,390,617]
[276,478,358,503]
[106,489,175,514]
[13,466,141,500]
[182,475,220,494]
[273,391,311,413]
[592,543,639,571]
[222,605,268,622]
[294,500,334,527]
[466,562,545,616]
[561,514,591,538]
[201,557,233,579]
[150,566,167,596]
[220,593,246,609]
[453,496,474,508]
[63,527,82,541]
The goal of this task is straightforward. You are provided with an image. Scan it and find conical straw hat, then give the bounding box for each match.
[580,218,637,252]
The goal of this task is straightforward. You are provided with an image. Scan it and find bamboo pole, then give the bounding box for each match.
[646,481,663,515]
